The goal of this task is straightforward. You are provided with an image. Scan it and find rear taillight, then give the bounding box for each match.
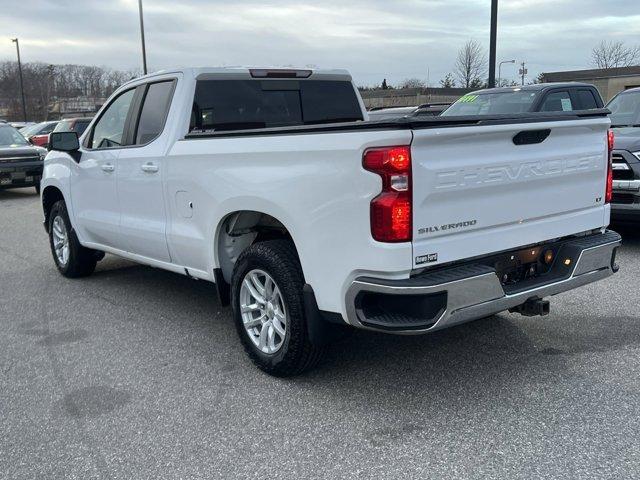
[363,146,412,242]
[606,130,614,203]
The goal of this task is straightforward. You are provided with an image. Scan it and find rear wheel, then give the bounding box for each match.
[231,240,324,376]
[48,200,97,278]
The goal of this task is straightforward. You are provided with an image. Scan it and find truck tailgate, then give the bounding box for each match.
[410,118,610,268]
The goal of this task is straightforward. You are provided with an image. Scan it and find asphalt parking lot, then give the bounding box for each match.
[1,187,639,480]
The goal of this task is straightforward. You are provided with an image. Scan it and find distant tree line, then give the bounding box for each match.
[0,61,139,121]
[360,39,640,93]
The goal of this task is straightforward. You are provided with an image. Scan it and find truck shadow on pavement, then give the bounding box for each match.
[612,223,640,244]
[0,188,38,201]
[81,250,640,401]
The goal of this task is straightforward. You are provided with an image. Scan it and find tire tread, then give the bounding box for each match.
[231,239,324,376]
[49,200,97,278]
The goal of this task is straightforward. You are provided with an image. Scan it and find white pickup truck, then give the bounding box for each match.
[41,67,621,376]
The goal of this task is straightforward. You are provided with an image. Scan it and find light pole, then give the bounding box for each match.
[519,62,527,86]
[11,38,27,122]
[498,59,515,87]
[138,0,148,74]
[488,0,498,88]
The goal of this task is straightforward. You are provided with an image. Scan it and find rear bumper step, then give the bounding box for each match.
[345,230,621,334]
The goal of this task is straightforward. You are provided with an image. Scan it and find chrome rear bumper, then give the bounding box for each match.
[613,179,640,193]
[345,231,621,334]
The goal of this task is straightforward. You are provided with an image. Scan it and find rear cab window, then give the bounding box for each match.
[540,91,573,112]
[576,89,599,110]
[189,79,363,132]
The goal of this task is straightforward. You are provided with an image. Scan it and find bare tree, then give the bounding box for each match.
[399,78,427,89]
[591,41,640,69]
[454,40,487,88]
[498,78,519,87]
[0,61,140,121]
[439,73,455,88]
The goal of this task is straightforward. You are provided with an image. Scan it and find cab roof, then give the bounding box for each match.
[468,82,597,95]
[122,67,353,86]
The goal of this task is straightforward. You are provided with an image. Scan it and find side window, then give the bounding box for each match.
[135,81,174,144]
[74,120,90,135]
[540,91,573,112]
[577,89,598,110]
[42,123,57,134]
[90,89,135,149]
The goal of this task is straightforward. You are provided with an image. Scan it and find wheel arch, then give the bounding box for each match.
[214,210,301,286]
[41,185,67,233]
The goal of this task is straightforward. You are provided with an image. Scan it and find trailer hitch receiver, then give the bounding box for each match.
[509,298,550,317]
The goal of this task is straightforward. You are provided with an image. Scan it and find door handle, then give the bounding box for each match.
[101,163,115,173]
[141,162,159,173]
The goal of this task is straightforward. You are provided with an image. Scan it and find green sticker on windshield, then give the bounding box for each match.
[458,95,479,103]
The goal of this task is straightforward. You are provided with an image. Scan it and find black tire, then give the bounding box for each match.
[231,240,324,376]
[48,200,97,278]
[34,183,40,195]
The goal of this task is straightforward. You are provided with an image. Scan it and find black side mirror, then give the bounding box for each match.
[49,131,79,152]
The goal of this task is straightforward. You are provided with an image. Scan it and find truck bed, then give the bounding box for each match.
[185,108,610,138]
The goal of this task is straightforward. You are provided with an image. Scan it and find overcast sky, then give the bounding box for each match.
[1,0,639,87]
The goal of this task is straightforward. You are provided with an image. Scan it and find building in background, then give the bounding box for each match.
[48,97,105,120]
[542,66,640,102]
[360,87,472,110]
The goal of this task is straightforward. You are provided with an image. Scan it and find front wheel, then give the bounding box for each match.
[48,200,97,278]
[231,240,324,376]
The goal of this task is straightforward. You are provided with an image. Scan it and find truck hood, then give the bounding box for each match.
[0,145,46,159]
[611,127,640,159]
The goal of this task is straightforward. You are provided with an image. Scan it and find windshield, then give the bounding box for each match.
[19,123,41,136]
[441,91,539,116]
[54,119,90,135]
[0,125,29,147]
[53,120,72,133]
[607,91,640,127]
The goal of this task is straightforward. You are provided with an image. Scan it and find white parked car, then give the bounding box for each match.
[41,67,620,376]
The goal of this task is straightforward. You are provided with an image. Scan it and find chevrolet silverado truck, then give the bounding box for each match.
[41,67,621,376]
[0,122,47,193]
[607,86,640,224]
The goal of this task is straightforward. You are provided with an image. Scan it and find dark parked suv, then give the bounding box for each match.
[441,82,604,116]
[607,87,640,224]
[0,123,47,193]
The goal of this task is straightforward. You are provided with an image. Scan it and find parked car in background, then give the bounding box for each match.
[368,106,419,120]
[0,123,46,193]
[11,122,36,130]
[42,67,619,376]
[441,82,603,116]
[409,102,450,117]
[368,103,451,121]
[52,117,92,137]
[21,120,59,148]
[606,87,640,224]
